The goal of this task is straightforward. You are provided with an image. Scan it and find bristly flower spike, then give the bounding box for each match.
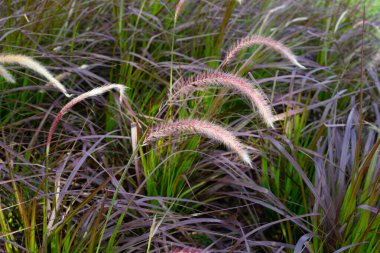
[174,72,276,128]
[0,54,72,97]
[46,84,127,153]
[0,64,16,83]
[174,0,186,23]
[144,119,252,166]
[222,35,306,69]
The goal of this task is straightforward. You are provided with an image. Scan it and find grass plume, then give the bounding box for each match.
[1,1,378,251]
[174,0,186,22]
[221,35,306,69]
[174,72,276,128]
[46,84,126,153]
[45,64,88,87]
[0,54,72,97]
[144,119,252,166]
[0,64,16,83]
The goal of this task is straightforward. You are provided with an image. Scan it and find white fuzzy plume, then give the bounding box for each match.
[0,64,15,83]
[0,54,72,97]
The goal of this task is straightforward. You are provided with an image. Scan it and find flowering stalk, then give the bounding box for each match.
[145,119,252,166]
[221,35,305,69]
[174,72,275,128]
[0,54,72,97]
[46,84,126,153]
[174,0,186,22]
[0,64,15,83]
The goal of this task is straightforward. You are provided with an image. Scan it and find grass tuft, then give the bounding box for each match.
[0,1,378,252]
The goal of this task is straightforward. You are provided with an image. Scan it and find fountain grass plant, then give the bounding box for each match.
[0,0,379,252]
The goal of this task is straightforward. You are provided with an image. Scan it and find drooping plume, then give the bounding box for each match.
[0,64,16,83]
[46,84,126,151]
[221,35,305,69]
[0,54,72,97]
[144,119,252,166]
[174,72,275,128]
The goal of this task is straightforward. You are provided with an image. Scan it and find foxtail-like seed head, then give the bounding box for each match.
[0,54,72,97]
[145,119,252,166]
[174,72,276,128]
[0,64,16,83]
[46,84,127,153]
[174,0,186,22]
[221,35,306,69]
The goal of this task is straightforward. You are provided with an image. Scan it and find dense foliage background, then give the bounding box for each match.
[0,0,379,252]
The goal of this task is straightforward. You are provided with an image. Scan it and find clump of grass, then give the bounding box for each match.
[46,84,126,152]
[1,1,379,252]
[221,35,306,69]
[144,119,252,166]
[0,54,72,97]
[173,72,276,128]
